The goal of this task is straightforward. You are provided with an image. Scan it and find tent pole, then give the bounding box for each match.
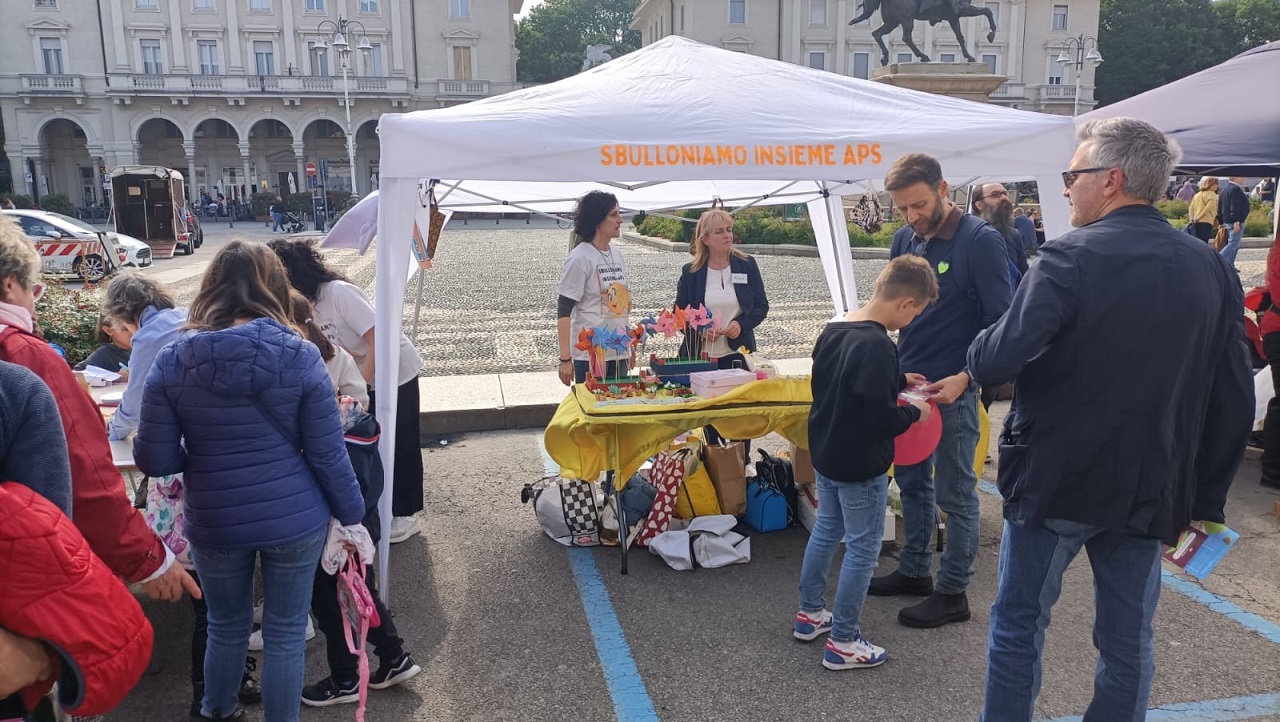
[410,268,427,341]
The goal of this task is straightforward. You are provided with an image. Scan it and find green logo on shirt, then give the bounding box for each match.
[937,261,951,274]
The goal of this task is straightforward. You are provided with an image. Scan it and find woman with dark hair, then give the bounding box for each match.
[72,314,133,377]
[288,290,367,408]
[135,240,365,722]
[555,190,630,385]
[268,238,425,544]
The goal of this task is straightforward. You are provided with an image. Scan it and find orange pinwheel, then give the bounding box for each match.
[671,305,688,331]
[575,327,595,352]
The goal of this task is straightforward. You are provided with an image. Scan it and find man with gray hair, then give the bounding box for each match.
[968,117,1253,721]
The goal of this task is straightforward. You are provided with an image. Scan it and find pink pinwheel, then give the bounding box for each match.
[685,304,709,330]
[654,309,678,338]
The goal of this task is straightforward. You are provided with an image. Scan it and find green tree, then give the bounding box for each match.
[1096,0,1280,106]
[516,0,642,83]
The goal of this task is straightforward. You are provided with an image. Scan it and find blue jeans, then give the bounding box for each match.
[192,528,326,721]
[894,384,980,594]
[271,211,283,232]
[981,519,1161,722]
[797,472,888,643]
[1219,221,1243,266]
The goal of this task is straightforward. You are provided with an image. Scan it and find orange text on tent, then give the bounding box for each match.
[599,143,882,167]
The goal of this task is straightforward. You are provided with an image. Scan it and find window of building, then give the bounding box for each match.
[305,0,323,10]
[136,0,158,7]
[197,40,219,74]
[254,40,274,75]
[982,53,998,74]
[896,52,913,64]
[452,45,473,80]
[984,1,999,26]
[40,37,63,74]
[311,47,329,75]
[359,0,378,12]
[810,0,826,26]
[368,43,384,76]
[940,52,956,63]
[729,0,745,24]
[807,51,825,70]
[141,39,164,74]
[1052,4,1068,31]
[193,0,214,8]
[1046,56,1063,84]
[34,0,58,8]
[450,0,469,18]
[249,0,270,10]
[850,51,870,79]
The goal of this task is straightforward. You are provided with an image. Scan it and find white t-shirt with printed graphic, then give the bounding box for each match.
[557,241,631,361]
[313,279,423,388]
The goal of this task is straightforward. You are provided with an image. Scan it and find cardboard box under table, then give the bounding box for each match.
[544,377,812,573]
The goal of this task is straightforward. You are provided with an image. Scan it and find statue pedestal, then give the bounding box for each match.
[872,62,1007,104]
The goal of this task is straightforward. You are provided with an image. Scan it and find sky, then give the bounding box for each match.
[517,0,544,18]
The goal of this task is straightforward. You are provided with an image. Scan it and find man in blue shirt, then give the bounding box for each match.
[867,153,1012,629]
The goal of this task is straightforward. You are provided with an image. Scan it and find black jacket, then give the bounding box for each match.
[968,204,1253,544]
[674,254,768,355]
[1218,181,1250,225]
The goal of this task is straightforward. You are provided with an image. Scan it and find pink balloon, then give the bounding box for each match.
[894,399,942,466]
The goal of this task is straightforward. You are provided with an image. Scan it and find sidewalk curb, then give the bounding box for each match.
[621,231,1274,256]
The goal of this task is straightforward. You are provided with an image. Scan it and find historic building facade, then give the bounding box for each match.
[632,0,1102,116]
[0,0,524,203]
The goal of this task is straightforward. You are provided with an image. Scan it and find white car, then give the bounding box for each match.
[1,209,152,279]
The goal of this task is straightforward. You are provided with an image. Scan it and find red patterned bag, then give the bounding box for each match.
[634,448,691,547]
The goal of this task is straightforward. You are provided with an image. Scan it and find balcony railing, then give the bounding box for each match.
[109,73,410,96]
[1040,84,1077,101]
[438,79,489,97]
[20,74,83,93]
[990,82,1025,99]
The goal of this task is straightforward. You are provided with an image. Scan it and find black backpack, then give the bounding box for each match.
[755,449,798,528]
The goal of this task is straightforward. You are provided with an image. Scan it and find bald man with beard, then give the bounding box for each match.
[973,183,1029,281]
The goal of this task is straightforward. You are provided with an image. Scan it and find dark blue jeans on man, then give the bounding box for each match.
[271,211,284,232]
[981,518,1161,722]
[894,385,981,593]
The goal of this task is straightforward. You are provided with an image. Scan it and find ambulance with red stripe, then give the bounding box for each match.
[2,209,131,283]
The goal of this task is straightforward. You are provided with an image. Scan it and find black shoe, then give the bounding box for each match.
[898,591,971,628]
[1261,477,1280,490]
[301,677,360,707]
[1248,431,1266,450]
[238,657,261,704]
[867,570,934,597]
[369,652,423,690]
[189,708,247,721]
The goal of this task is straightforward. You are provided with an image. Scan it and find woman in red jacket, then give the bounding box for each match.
[0,215,198,602]
[1259,215,1280,488]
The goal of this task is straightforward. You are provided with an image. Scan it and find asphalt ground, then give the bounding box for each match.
[107,418,1280,722]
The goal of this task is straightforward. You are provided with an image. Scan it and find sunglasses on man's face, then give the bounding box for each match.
[978,189,1010,201]
[1061,167,1110,189]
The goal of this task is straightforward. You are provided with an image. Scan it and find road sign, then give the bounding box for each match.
[305,162,317,177]
[784,203,805,221]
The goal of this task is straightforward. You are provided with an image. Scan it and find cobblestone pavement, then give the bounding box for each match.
[160,223,1271,377]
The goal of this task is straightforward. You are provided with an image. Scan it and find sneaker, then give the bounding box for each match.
[822,635,888,670]
[238,657,261,705]
[867,570,934,597]
[253,602,264,624]
[368,652,423,690]
[189,708,248,721]
[793,610,833,642]
[898,591,971,629]
[300,677,359,707]
[247,616,314,651]
[389,515,422,544]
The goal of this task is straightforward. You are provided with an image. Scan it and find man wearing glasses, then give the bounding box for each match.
[972,183,1029,282]
[968,117,1252,721]
[867,153,1012,629]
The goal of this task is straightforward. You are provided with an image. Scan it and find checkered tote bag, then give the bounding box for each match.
[525,476,603,547]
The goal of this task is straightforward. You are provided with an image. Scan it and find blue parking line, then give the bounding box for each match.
[1039,692,1280,722]
[536,436,659,722]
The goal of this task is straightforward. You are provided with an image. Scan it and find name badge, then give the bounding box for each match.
[731,273,748,284]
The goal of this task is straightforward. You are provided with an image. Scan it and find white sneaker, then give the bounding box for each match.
[253,602,264,624]
[822,634,888,670]
[247,616,315,651]
[389,515,422,544]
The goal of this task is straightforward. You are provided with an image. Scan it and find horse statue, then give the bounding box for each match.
[849,0,997,67]
[581,45,614,72]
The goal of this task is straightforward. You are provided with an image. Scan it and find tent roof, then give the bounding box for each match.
[379,36,1076,187]
[1081,41,1280,176]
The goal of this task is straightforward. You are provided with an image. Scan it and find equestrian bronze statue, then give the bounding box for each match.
[850,0,997,66]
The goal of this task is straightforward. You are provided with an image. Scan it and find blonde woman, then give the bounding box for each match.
[673,209,769,367]
[1188,176,1220,243]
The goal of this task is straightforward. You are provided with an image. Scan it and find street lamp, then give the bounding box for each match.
[1056,34,1103,117]
[312,16,372,196]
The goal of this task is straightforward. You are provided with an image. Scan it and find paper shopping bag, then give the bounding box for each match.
[704,442,747,517]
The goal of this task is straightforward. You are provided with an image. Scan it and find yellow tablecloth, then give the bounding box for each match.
[544,378,813,488]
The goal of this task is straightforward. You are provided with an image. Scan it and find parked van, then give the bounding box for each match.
[108,165,195,258]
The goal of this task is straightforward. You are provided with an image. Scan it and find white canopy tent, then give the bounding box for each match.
[369,36,1078,593]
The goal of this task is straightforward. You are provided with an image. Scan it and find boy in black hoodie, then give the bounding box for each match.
[793,256,938,670]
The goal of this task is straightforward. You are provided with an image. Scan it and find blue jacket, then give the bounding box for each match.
[134,318,365,549]
[1014,214,1038,253]
[968,204,1253,544]
[0,361,72,515]
[889,209,1012,383]
[674,254,769,355]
